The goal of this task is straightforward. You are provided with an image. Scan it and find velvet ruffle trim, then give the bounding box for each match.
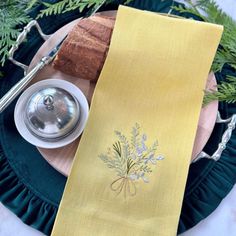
[178,130,236,234]
[0,147,57,235]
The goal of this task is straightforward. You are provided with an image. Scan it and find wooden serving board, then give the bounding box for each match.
[28,11,218,176]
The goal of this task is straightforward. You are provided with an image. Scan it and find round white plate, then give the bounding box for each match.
[14,79,89,149]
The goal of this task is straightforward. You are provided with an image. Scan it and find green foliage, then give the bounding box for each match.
[0,0,33,66]
[174,0,236,105]
[1,0,235,105]
[204,76,236,104]
[0,0,135,69]
[174,0,236,72]
[36,0,135,18]
[37,0,110,18]
[26,0,42,10]
[36,0,134,18]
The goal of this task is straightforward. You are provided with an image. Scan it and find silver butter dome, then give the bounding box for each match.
[24,87,80,141]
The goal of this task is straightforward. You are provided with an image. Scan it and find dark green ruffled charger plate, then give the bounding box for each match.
[1,0,236,235]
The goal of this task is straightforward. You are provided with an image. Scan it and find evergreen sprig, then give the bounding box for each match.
[37,0,118,18]
[0,0,134,70]
[204,76,236,104]
[174,0,236,72]
[1,0,236,106]
[37,0,136,18]
[173,0,236,105]
[0,0,34,67]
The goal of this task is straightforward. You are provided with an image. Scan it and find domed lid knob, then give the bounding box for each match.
[24,87,80,141]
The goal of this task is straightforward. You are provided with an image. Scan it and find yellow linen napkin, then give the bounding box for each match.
[52,6,223,236]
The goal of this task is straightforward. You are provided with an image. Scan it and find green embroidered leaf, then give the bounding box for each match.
[130,123,140,156]
[114,130,130,160]
[99,154,124,176]
[139,165,152,173]
[112,141,122,157]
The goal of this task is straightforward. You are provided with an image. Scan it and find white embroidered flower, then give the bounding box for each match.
[139,172,149,183]
[142,134,147,141]
[129,173,138,180]
[131,153,137,160]
[144,154,164,165]
[99,123,164,197]
[129,172,149,183]
[156,155,164,160]
[136,146,144,156]
[141,142,147,152]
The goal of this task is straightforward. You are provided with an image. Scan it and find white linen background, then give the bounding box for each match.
[0,0,236,235]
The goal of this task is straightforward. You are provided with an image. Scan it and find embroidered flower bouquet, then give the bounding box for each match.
[99,123,164,198]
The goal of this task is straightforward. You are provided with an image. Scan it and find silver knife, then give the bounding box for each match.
[0,0,105,113]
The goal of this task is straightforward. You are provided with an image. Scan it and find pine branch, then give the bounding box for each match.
[0,0,134,70]
[26,0,42,10]
[174,0,236,105]
[172,1,206,21]
[212,50,236,72]
[204,78,236,105]
[174,0,236,73]
[37,0,136,18]
[204,75,236,105]
[38,0,69,17]
[0,0,35,67]
[37,0,116,18]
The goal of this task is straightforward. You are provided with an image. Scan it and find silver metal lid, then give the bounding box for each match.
[24,87,80,141]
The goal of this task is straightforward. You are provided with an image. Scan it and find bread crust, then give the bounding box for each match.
[53,15,115,81]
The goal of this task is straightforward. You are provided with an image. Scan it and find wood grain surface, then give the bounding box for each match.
[28,11,218,176]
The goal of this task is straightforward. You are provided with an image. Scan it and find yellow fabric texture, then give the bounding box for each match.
[52,6,223,236]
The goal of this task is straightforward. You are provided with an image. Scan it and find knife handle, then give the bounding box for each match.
[0,57,50,113]
[1,3,106,114]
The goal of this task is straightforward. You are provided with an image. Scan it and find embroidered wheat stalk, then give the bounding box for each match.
[99,123,164,198]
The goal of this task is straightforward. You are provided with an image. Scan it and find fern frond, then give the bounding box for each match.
[0,0,134,69]
[175,0,236,72]
[172,1,206,20]
[0,0,32,67]
[27,0,41,10]
[212,50,236,72]
[37,0,115,18]
[174,0,236,105]
[204,76,236,105]
[38,0,69,17]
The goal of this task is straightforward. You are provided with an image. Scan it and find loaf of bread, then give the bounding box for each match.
[53,14,115,81]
